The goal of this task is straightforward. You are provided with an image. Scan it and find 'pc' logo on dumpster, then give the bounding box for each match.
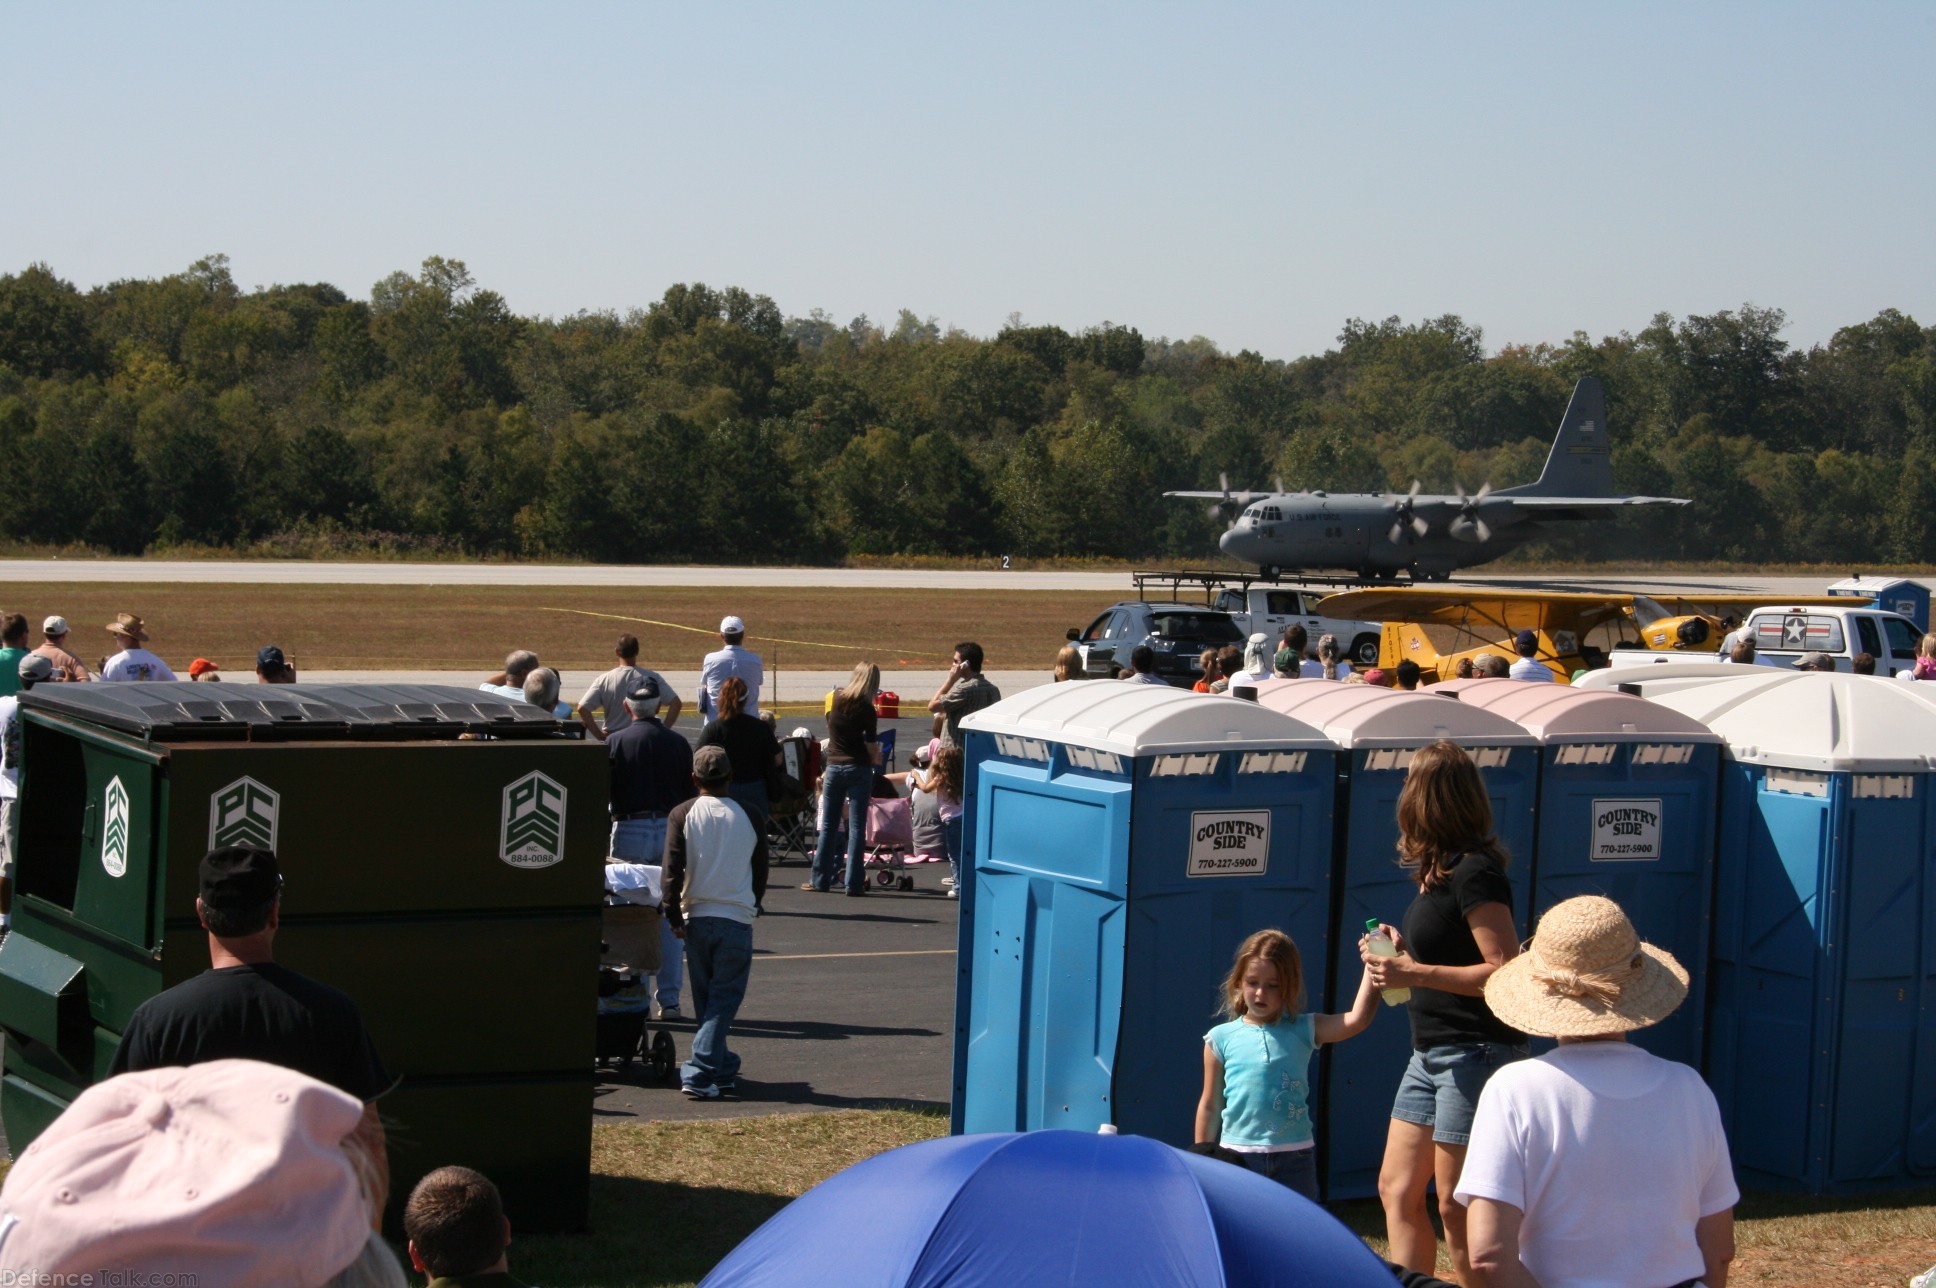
[500,771,567,869]
[211,776,281,851]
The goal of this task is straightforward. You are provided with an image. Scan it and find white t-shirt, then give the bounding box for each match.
[1455,1041,1738,1288]
[102,649,176,683]
[1298,658,1327,679]
[0,695,19,799]
[667,795,760,925]
[1508,656,1554,682]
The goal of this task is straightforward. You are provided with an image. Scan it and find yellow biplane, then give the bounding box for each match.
[1314,587,1870,682]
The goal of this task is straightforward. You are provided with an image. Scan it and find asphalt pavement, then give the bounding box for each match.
[597,710,961,1123]
[0,557,1882,599]
[595,873,959,1124]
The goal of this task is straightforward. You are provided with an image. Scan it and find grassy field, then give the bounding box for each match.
[0,583,1105,678]
[499,1114,1936,1288]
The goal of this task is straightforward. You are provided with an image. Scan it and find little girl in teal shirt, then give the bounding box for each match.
[1194,927,1379,1200]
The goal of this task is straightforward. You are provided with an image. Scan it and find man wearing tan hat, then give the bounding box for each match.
[32,616,91,681]
[1454,896,1736,1288]
[101,613,176,682]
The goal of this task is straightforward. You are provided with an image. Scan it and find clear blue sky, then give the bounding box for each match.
[4,3,1931,361]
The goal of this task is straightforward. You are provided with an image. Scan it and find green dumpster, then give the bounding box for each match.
[0,683,606,1232]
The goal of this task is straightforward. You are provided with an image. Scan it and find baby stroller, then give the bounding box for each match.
[600,860,677,1080]
[860,794,920,890]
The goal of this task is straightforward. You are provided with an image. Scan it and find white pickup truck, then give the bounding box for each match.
[1610,602,1925,676]
[1209,584,1385,666]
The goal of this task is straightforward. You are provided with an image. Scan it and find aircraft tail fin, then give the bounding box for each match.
[1497,377,1612,499]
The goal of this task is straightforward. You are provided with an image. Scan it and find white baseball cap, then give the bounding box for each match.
[43,616,68,636]
[720,615,746,635]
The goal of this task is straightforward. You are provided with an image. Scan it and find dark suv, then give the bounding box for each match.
[1066,602,1246,686]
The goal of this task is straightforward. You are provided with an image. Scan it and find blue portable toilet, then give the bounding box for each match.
[1252,680,1538,1200]
[1828,574,1931,632]
[1434,678,1723,1067]
[952,683,1336,1146]
[1650,671,1936,1192]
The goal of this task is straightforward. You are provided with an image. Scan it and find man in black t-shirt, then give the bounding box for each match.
[110,846,390,1103]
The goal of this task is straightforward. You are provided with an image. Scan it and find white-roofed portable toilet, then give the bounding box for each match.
[1434,677,1724,1068]
[1251,678,1538,1200]
[951,683,1335,1145]
[1649,672,1936,1192]
[1827,574,1930,632]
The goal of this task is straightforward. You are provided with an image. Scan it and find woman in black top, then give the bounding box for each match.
[1359,740,1526,1285]
[696,676,781,830]
[807,661,881,896]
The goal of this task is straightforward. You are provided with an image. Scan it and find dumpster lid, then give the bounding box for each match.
[1646,671,1936,772]
[960,682,1331,756]
[19,682,566,741]
[1252,679,1538,750]
[1428,678,1720,744]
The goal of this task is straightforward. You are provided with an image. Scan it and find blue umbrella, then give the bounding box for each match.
[702,1130,1394,1287]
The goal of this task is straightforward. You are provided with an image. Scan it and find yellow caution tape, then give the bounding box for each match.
[534,606,951,659]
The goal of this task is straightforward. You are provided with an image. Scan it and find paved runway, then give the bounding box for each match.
[0,557,1892,599]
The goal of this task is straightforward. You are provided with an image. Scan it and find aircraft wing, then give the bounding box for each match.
[1316,588,1639,632]
[1163,490,1234,499]
[1317,587,1869,633]
[1500,495,1691,518]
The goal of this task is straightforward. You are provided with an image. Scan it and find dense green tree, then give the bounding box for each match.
[0,264,100,379]
[1,253,1932,564]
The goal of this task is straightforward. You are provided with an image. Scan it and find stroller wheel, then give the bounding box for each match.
[899,876,914,891]
[875,868,898,888]
[649,1029,677,1081]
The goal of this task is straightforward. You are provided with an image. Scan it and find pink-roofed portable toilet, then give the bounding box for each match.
[1251,678,1538,1200]
[1437,680,1724,1069]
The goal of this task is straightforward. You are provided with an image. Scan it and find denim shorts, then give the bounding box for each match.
[1390,1041,1529,1145]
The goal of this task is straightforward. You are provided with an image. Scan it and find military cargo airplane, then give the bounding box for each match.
[1167,377,1689,580]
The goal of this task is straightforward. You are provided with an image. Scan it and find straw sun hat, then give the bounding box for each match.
[1483,895,1688,1038]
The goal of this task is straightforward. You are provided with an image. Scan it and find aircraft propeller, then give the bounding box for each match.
[1448,482,1494,543]
[1206,472,1256,528]
[1384,480,1429,545]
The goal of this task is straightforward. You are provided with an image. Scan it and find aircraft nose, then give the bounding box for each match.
[1220,526,1252,559]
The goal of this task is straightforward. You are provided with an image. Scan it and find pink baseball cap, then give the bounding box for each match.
[0,1060,373,1284]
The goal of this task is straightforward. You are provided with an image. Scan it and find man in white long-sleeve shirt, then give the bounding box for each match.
[663,744,769,1100]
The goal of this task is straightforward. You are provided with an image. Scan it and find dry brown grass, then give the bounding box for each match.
[1331,1190,1936,1288]
[508,1110,950,1287]
[0,583,1106,675]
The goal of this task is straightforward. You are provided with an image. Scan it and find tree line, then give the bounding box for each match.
[1,254,1932,566]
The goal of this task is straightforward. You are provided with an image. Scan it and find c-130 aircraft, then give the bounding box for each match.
[1167,377,1689,580]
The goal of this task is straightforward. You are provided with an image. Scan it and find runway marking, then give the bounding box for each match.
[757,948,956,962]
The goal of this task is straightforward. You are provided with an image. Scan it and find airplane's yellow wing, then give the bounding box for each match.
[1316,588,1636,632]
[1318,587,1869,631]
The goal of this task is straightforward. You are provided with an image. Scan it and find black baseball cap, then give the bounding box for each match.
[256,645,287,671]
[627,676,662,704]
[199,846,282,912]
